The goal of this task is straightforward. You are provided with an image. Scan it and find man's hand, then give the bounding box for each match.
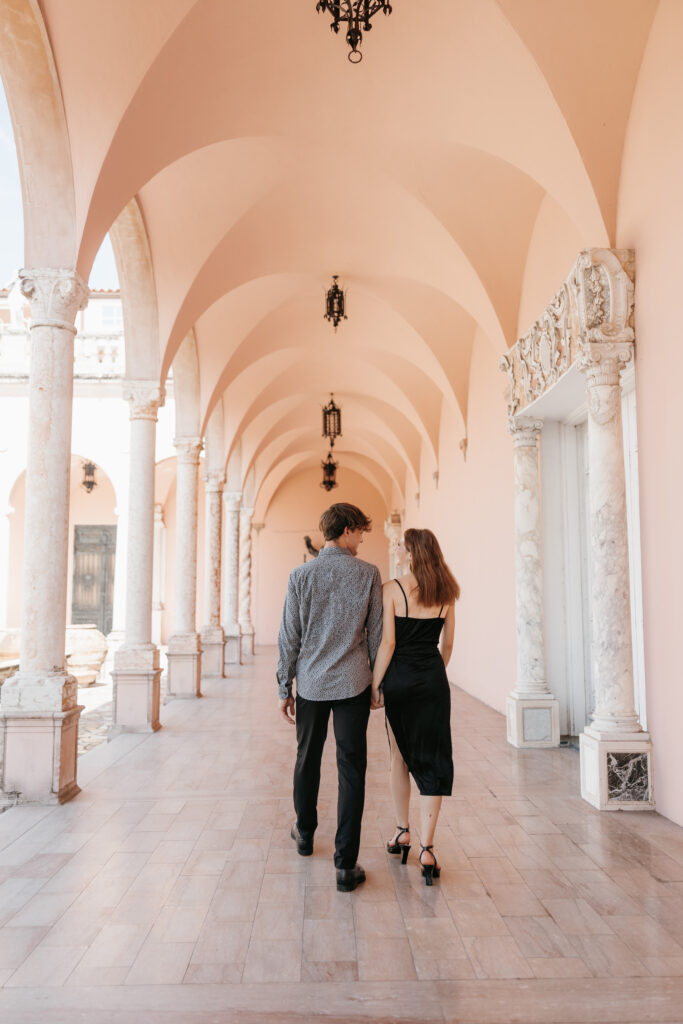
[370,686,384,710]
[279,696,296,725]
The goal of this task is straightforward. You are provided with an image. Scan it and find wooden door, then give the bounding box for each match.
[71,525,117,635]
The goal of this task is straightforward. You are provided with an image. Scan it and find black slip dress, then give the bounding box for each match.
[382,579,454,797]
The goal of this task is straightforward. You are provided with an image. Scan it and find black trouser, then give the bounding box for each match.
[293,687,371,869]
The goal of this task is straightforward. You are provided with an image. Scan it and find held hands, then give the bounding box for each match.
[370,686,384,711]
[279,696,296,725]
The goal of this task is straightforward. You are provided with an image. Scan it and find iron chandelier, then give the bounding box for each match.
[321,451,339,491]
[316,1,393,63]
[322,394,342,447]
[324,275,347,330]
[81,460,97,494]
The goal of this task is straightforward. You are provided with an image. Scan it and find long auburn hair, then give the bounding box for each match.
[404,528,460,608]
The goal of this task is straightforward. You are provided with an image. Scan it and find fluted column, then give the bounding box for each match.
[0,269,88,803]
[384,512,403,579]
[579,344,653,808]
[223,490,242,666]
[506,416,559,748]
[167,438,202,697]
[239,506,255,656]
[111,381,164,733]
[200,472,225,676]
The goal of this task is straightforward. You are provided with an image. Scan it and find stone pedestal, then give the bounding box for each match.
[0,270,88,803]
[111,381,164,733]
[506,417,560,748]
[578,337,653,810]
[200,472,225,677]
[166,632,201,699]
[110,645,161,734]
[223,490,242,667]
[167,438,202,696]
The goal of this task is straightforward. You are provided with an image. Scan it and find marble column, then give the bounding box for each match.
[200,471,225,677]
[506,416,560,748]
[579,344,653,809]
[111,381,164,733]
[151,503,165,647]
[0,269,88,803]
[239,506,255,656]
[167,438,202,697]
[384,511,403,579]
[223,490,242,666]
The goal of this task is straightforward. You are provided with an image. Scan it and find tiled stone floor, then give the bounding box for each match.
[1,648,683,1022]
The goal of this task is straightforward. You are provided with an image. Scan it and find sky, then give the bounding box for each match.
[0,80,119,290]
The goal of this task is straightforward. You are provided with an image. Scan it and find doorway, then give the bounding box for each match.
[71,525,117,635]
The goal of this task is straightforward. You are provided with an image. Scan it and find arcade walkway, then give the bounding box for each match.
[1,650,683,1023]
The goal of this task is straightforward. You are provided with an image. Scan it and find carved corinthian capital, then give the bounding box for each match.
[223,490,242,512]
[18,269,89,333]
[174,437,202,464]
[122,380,165,421]
[203,470,226,493]
[507,416,543,448]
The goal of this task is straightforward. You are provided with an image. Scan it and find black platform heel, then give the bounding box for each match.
[419,844,441,886]
[386,825,411,864]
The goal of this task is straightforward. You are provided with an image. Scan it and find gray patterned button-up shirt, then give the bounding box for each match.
[277,546,383,701]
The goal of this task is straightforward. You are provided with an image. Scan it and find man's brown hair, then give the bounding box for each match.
[319,503,372,541]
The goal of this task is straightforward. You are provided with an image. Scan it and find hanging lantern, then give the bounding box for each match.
[321,450,338,492]
[315,1,393,64]
[324,275,347,330]
[322,394,342,447]
[81,460,97,494]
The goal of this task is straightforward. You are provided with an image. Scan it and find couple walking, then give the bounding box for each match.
[277,502,459,892]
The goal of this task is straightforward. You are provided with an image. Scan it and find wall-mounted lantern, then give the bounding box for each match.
[324,275,347,330]
[322,393,342,447]
[81,460,97,494]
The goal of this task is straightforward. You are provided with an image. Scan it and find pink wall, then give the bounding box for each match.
[617,0,683,825]
[7,459,117,629]
[253,466,389,646]
[403,331,516,712]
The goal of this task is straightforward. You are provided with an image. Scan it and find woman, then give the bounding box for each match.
[371,528,459,884]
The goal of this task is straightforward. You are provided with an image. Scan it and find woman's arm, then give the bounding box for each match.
[370,583,397,709]
[440,603,455,668]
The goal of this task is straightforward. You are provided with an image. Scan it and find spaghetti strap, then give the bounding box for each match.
[395,578,409,617]
[438,604,444,618]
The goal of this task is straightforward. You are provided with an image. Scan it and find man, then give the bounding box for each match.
[277,502,383,892]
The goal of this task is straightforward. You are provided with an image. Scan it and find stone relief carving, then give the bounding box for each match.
[499,249,634,414]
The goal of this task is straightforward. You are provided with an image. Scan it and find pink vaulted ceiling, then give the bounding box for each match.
[17,0,658,505]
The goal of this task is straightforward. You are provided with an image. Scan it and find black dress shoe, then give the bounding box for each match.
[290,823,313,857]
[336,864,366,892]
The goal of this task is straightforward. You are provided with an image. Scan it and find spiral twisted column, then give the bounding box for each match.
[1,270,88,803]
[223,490,242,667]
[505,416,559,749]
[111,381,164,735]
[200,471,226,677]
[239,506,255,656]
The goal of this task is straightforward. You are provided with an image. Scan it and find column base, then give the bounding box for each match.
[0,672,83,804]
[167,633,202,698]
[111,645,161,733]
[580,730,654,810]
[240,628,255,658]
[224,632,242,667]
[507,693,560,748]
[200,627,224,678]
